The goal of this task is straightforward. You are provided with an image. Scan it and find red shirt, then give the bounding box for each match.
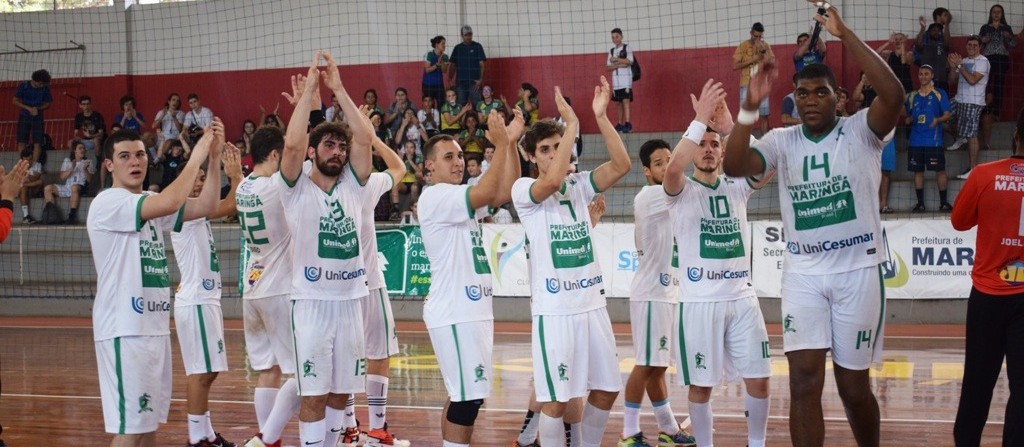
[951,156,1024,295]
[0,203,12,244]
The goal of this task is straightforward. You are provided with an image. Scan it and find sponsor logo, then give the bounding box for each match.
[247,262,264,286]
[545,278,560,294]
[545,275,604,292]
[787,241,800,254]
[464,284,493,301]
[694,352,707,369]
[557,363,569,381]
[1000,260,1024,286]
[148,301,171,312]
[202,279,215,291]
[304,266,322,282]
[1011,163,1024,175]
[658,336,668,351]
[131,296,144,314]
[303,360,317,377]
[489,231,525,285]
[784,314,796,333]
[138,393,153,413]
[686,267,749,281]
[617,250,640,272]
[659,273,671,287]
[687,267,703,282]
[880,229,909,288]
[474,364,488,382]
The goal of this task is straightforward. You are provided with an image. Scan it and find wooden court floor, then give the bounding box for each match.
[0,318,1009,446]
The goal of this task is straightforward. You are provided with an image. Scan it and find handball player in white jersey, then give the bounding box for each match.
[723,4,905,446]
[170,142,243,447]
[87,121,220,447]
[511,78,631,447]
[664,80,774,447]
[277,51,376,447]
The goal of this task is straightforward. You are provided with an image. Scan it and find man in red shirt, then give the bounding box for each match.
[0,159,30,244]
[951,106,1024,446]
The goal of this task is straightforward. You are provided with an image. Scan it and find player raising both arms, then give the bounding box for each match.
[512,77,630,446]
[723,3,904,446]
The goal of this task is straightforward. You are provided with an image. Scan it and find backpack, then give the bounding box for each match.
[612,44,641,82]
[41,202,65,225]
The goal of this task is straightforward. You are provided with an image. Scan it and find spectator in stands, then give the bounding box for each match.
[858,71,899,214]
[915,11,951,92]
[876,32,914,93]
[733,22,774,135]
[259,103,284,128]
[0,159,29,243]
[384,87,417,135]
[240,119,257,149]
[947,36,991,179]
[480,145,494,174]
[150,138,188,192]
[152,93,185,161]
[852,72,877,110]
[423,35,449,108]
[370,111,393,147]
[515,83,540,125]
[72,95,105,153]
[441,87,470,135]
[400,200,419,226]
[13,69,52,165]
[979,5,1016,153]
[17,149,43,224]
[42,141,94,224]
[835,87,851,117]
[950,105,1024,447]
[450,25,487,107]
[115,95,146,135]
[396,108,428,151]
[363,88,384,116]
[607,27,636,133]
[237,138,253,176]
[324,94,344,124]
[793,31,827,71]
[781,74,801,126]
[905,64,953,212]
[418,94,440,137]
[184,93,214,144]
[464,155,482,185]
[476,84,504,119]
[392,141,423,220]
[458,111,488,155]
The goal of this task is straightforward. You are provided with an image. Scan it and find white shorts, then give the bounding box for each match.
[428,320,494,402]
[677,296,771,387]
[533,307,623,403]
[96,336,172,434]
[175,304,228,375]
[781,265,886,370]
[630,301,678,367]
[243,295,296,375]
[291,299,366,396]
[55,183,82,198]
[362,287,399,360]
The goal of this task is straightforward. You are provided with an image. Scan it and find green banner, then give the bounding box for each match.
[377,226,431,295]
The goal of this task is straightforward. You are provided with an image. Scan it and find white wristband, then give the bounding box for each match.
[682,120,707,145]
[737,107,758,126]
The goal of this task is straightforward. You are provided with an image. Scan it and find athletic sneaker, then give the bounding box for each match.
[618,432,653,447]
[912,203,926,213]
[364,423,410,447]
[22,216,37,225]
[512,441,540,447]
[208,433,236,447]
[242,433,280,447]
[623,122,633,133]
[188,440,215,447]
[339,425,363,447]
[940,202,953,212]
[615,123,625,132]
[946,137,967,151]
[957,169,972,180]
[657,430,697,447]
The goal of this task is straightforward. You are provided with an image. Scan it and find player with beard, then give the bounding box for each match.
[723,4,904,446]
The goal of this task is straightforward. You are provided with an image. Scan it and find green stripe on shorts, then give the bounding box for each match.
[115,337,126,434]
[379,289,391,351]
[875,265,886,351]
[538,316,557,401]
[678,304,691,386]
[451,325,465,401]
[291,301,301,395]
[644,301,653,366]
[197,305,212,373]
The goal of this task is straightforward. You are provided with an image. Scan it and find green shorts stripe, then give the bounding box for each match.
[451,325,465,401]
[196,306,212,373]
[290,301,302,395]
[538,316,557,402]
[677,304,691,386]
[114,337,126,434]
[378,289,391,347]
[644,301,653,366]
[875,265,886,351]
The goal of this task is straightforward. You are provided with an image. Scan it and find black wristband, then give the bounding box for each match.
[0,199,13,211]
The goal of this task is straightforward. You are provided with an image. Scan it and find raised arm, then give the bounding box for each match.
[140,122,216,221]
[372,135,406,186]
[280,52,322,183]
[182,118,225,221]
[529,87,578,203]
[590,76,632,192]
[321,50,372,182]
[209,142,244,220]
[469,110,510,209]
[723,61,777,178]
[483,108,524,207]
[664,79,725,196]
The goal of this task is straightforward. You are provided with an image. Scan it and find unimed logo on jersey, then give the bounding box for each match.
[304,266,322,282]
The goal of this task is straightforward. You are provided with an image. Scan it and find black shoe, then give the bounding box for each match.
[912,203,926,213]
[209,433,236,447]
[940,202,953,212]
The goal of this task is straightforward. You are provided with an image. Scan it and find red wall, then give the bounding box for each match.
[3,38,1022,152]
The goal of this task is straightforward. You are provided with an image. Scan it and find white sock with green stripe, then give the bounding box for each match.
[652,399,679,434]
[299,418,326,446]
[580,403,610,447]
[187,413,207,444]
[253,387,278,430]
[744,394,769,447]
[622,401,641,437]
[539,413,565,446]
[688,400,713,447]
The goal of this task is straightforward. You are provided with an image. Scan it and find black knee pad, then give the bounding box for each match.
[446,399,484,426]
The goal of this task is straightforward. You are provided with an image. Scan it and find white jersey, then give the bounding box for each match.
[753,110,888,274]
[87,188,179,341]
[668,175,757,302]
[277,167,369,301]
[171,217,222,306]
[360,172,396,290]
[60,158,95,187]
[419,183,494,328]
[631,185,679,303]
[236,174,293,299]
[512,172,606,316]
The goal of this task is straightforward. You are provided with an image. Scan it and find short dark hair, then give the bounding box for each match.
[430,35,445,47]
[927,23,943,34]
[966,35,982,45]
[103,129,142,161]
[71,139,85,150]
[309,122,352,151]
[187,93,199,101]
[611,28,623,35]
[522,119,564,156]
[521,83,538,99]
[19,148,33,159]
[796,63,838,90]
[797,33,810,42]
[424,134,456,160]
[119,95,135,108]
[31,69,50,84]
[250,126,284,165]
[364,88,377,99]
[752,22,765,33]
[395,87,408,96]
[369,111,384,121]
[932,7,949,21]
[79,95,91,104]
[639,139,671,169]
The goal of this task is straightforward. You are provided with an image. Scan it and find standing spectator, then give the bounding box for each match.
[733,23,774,135]
[184,93,214,144]
[72,95,105,152]
[979,4,1016,151]
[515,83,540,125]
[363,89,384,116]
[423,35,449,108]
[115,95,146,135]
[392,141,423,220]
[152,93,185,159]
[476,84,504,119]
[0,160,30,243]
[835,87,851,117]
[42,141,94,224]
[13,69,52,165]
[16,149,43,224]
[441,88,470,135]
[260,106,284,128]
[418,95,440,137]
[852,72,877,110]
[607,28,636,133]
[947,36,991,179]
[384,87,417,136]
[905,65,953,212]
[450,25,487,107]
[793,31,827,71]
[950,106,1024,447]
[876,32,914,94]
[915,10,951,93]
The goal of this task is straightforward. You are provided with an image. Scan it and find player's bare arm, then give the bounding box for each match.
[372,135,407,186]
[528,86,578,203]
[723,63,778,178]
[469,110,511,209]
[590,76,632,192]
[182,118,226,221]
[322,50,373,182]
[140,121,216,221]
[488,108,525,207]
[280,51,322,183]
[209,142,244,220]
[664,79,727,196]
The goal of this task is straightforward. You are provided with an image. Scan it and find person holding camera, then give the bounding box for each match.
[733,22,775,136]
[183,93,214,145]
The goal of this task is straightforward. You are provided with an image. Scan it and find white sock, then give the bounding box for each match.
[187,413,207,444]
[21,205,28,218]
[622,401,641,437]
[442,441,470,447]
[367,374,389,429]
[299,418,326,446]
[324,406,345,447]
[262,378,300,443]
[688,400,714,447]
[516,410,540,445]
[580,403,610,447]
[744,394,770,447]
[569,422,582,447]
[205,410,216,440]
[538,413,565,447]
[652,399,679,434]
[253,387,278,431]
[343,395,357,428]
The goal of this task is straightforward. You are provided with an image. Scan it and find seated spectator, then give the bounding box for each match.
[17,149,43,224]
[852,72,877,110]
[476,84,505,118]
[458,112,488,155]
[396,108,428,151]
[781,91,801,125]
[418,95,440,137]
[152,93,185,161]
[14,69,52,165]
[392,141,424,220]
[42,141,93,224]
[363,89,384,116]
[480,146,495,174]
[183,93,214,144]
[115,95,146,135]
[259,103,284,128]
[793,31,827,71]
[384,87,417,136]
[515,82,540,124]
[465,155,483,186]
[400,200,420,226]
[71,95,105,152]
[324,94,344,123]
[370,111,393,148]
[440,88,470,135]
[149,138,188,192]
[836,87,851,117]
